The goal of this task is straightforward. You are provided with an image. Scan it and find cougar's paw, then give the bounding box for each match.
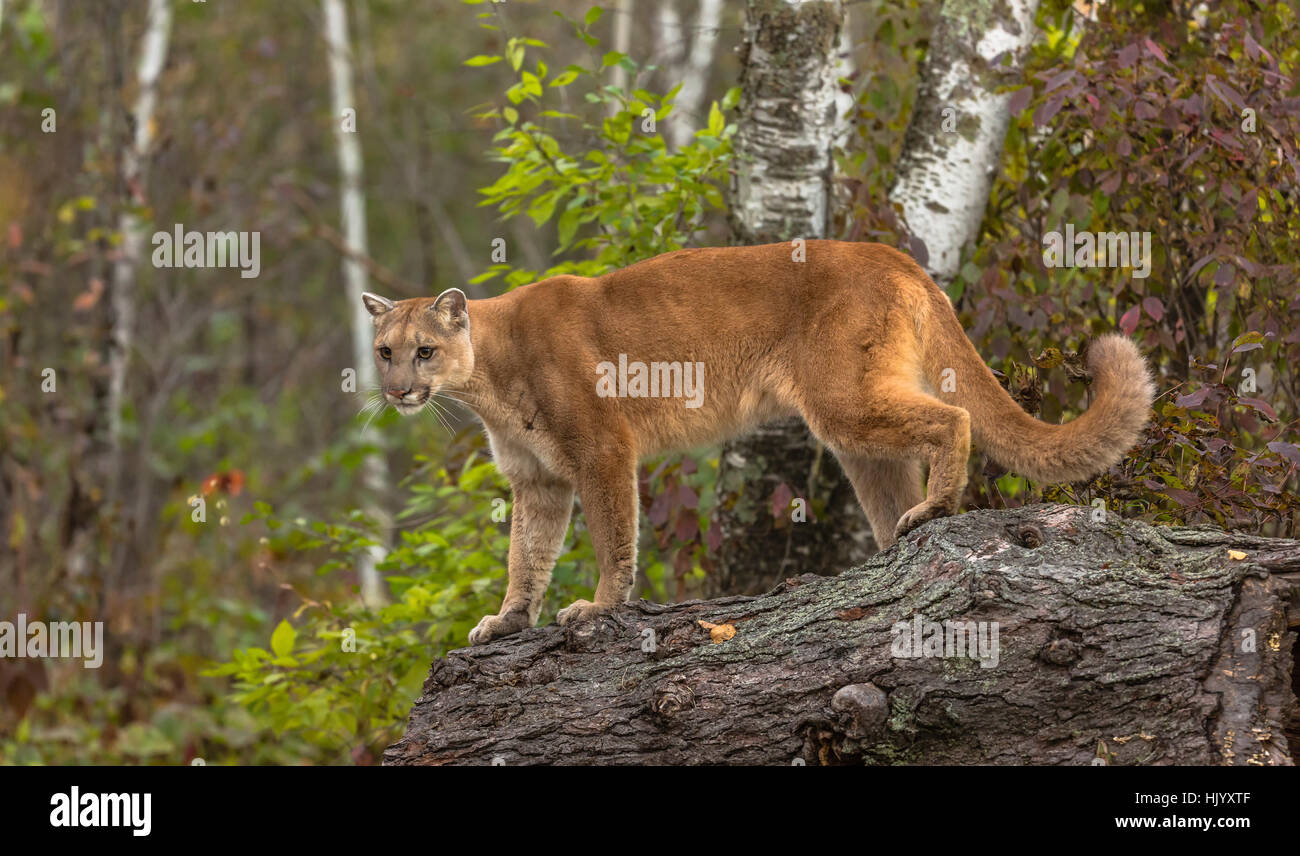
[556,599,611,627]
[894,501,950,540]
[468,611,529,646]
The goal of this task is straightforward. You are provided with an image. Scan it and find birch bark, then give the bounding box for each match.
[889,0,1041,283]
[108,0,172,479]
[323,0,388,606]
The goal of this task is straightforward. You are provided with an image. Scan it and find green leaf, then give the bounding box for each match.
[507,41,526,71]
[464,55,502,67]
[707,102,724,136]
[550,69,580,88]
[584,6,603,28]
[270,619,296,659]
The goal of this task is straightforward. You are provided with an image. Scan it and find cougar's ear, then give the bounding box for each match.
[361,292,395,319]
[430,288,469,331]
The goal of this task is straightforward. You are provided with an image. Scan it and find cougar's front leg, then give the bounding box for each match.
[556,448,638,626]
[468,475,573,645]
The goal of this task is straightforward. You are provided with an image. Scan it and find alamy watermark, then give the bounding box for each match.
[891,614,1000,668]
[1043,225,1151,279]
[596,354,704,409]
[152,223,261,278]
[50,787,150,837]
[0,614,103,668]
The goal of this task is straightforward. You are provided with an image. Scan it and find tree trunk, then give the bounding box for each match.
[322,0,388,606]
[711,0,869,598]
[609,0,634,115]
[660,0,725,151]
[386,504,1297,765]
[106,0,172,593]
[889,0,1040,283]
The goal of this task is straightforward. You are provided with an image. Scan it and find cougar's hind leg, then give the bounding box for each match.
[801,376,971,541]
[836,455,924,551]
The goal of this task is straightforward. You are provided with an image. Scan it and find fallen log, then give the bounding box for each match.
[384,504,1298,766]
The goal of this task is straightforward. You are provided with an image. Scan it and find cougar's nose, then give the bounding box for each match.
[386,386,411,398]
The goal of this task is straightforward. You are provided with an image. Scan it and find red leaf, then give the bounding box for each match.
[676,483,698,510]
[1045,70,1074,92]
[673,508,699,543]
[1244,32,1260,60]
[1119,305,1141,335]
[1143,39,1169,64]
[1134,99,1159,120]
[1240,398,1278,421]
[673,549,692,579]
[769,483,794,520]
[1162,488,1200,506]
[1174,388,1210,409]
[1142,296,1164,321]
[1007,86,1032,115]
[1267,441,1300,466]
[1188,254,1216,278]
[1180,145,1207,170]
[648,490,672,527]
[909,236,929,269]
[1034,95,1064,127]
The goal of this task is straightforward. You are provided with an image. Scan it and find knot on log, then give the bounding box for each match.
[421,658,463,694]
[562,613,630,653]
[1041,636,1083,666]
[830,682,888,739]
[650,676,695,721]
[1010,522,1046,549]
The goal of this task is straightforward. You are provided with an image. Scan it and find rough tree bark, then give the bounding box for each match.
[889,0,1041,283]
[386,505,1297,766]
[711,0,872,599]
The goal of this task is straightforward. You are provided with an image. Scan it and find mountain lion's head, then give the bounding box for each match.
[362,289,474,415]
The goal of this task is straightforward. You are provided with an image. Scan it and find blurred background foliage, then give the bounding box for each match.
[1,0,1296,764]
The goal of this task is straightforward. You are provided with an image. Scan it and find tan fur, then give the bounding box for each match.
[363,241,1155,645]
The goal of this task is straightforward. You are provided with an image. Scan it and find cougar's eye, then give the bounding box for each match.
[378,346,391,361]
[417,346,434,360]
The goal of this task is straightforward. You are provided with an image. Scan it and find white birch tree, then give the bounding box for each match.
[610,0,634,115]
[323,0,387,606]
[728,0,844,242]
[889,0,1041,283]
[657,0,726,150]
[108,0,172,471]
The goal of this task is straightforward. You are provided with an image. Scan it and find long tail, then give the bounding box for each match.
[925,299,1155,483]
